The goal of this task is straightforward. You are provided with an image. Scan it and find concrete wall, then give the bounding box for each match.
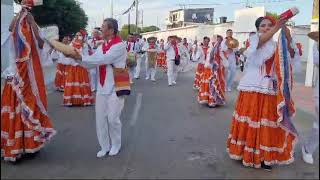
[1,0,14,73]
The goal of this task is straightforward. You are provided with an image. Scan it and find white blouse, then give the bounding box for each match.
[238,33,296,95]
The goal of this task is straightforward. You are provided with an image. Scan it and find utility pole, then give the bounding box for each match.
[110,0,114,18]
[128,11,131,34]
[135,0,138,33]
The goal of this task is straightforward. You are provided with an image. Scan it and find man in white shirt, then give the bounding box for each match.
[134,34,145,79]
[71,18,127,157]
[302,32,319,165]
[164,35,181,86]
[142,37,160,81]
[126,33,139,84]
[221,29,238,92]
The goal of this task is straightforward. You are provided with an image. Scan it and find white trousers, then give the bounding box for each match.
[225,64,237,90]
[134,54,144,78]
[167,59,178,85]
[128,66,136,82]
[90,68,97,91]
[304,97,319,154]
[145,58,157,80]
[95,93,125,151]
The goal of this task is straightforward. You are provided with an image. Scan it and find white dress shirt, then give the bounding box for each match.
[81,41,127,95]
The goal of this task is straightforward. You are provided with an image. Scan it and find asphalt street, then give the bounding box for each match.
[1,63,319,179]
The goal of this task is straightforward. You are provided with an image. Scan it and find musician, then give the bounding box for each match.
[164,35,182,86]
[126,33,139,84]
[134,34,145,79]
[192,36,211,90]
[221,29,239,92]
[142,37,160,81]
[302,31,319,165]
[226,16,299,170]
[1,1,56,162]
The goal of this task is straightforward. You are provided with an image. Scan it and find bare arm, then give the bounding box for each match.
[257,17,287,48]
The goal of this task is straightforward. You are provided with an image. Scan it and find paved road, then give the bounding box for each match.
[1,64,319,179]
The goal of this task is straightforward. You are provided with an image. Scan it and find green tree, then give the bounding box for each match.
[15,0,88,38]
[119,24,142,40]
[141,25,160,33]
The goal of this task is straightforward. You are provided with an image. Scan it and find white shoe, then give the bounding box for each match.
[302,145,314,164]
[130,80,134,84]
[91,89,96,92]
[172,81,177,85]
[227,88,232,92]
[168,84,172,86]
[109,147,120,156]
[151,78,156,82]
[96,149,109,158]
[145,77,150,80]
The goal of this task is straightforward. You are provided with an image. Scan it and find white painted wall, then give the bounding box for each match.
[1,0,14,73]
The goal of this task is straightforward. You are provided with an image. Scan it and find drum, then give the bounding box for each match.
[147,51,157,68]
[127,52,137,67]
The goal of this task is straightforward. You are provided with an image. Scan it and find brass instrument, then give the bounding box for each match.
[226,38,239,49]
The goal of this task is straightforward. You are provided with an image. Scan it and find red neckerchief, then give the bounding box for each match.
[127,41,134,52]
[149,43,155,49]
[72,39,83,49]
[99,35,122,86]
[172,42,179,58]
[160,43,164,50]
[202,45,209,59]
[183,43,188,49]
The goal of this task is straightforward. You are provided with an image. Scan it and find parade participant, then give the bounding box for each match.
[1,2,56,162]
[143,37,160,81]
[156,39,167,72]
[63,31,94,106]
[198,35,226,107]
[164,35,181,86]
[197,36,213,105]
[126,33,138,84]
[134,34,145,79]
[178,37,191,72]
[54,35,70,91]
[87,28,104,91]
[193,36,210,90]
[302,31,319,164]
[221,29,239,92]
[226,16,299,170]
[70,18,127,157]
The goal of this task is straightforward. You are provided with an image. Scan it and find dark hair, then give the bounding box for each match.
[203,36,210,41]
[103,18,119,34]
[250,31,256,35]
[217,35,223,40]
[255,17,264,30]
[226,29,233,32]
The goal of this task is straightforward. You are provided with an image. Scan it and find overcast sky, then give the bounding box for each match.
[14,0,314,31]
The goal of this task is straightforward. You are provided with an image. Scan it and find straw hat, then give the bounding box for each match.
[308,31,319,42]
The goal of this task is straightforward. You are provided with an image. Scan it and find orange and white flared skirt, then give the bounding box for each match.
[157,52,167,72]
[193,63,204,90]
[1,81,56,162]
[226,91,297,168]
[54,63,66,91]
[198,67,214,105]
[63,65,94,106]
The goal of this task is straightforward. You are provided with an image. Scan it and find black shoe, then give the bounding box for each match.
[261,161,272,171]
